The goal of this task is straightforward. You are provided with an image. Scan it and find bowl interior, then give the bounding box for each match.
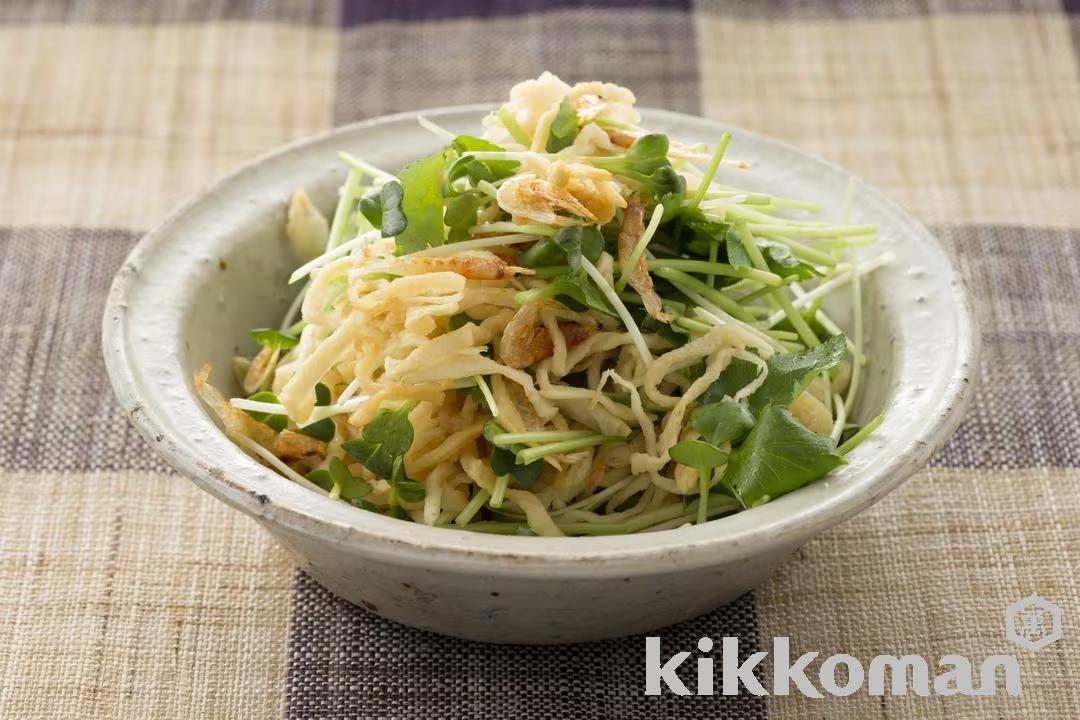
[105,107,975,567]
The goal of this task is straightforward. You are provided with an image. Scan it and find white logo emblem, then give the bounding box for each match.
[1005,595,1062,651]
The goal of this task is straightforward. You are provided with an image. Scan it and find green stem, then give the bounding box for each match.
[454,488,492,526]
[497,108,531,146]
[527,265,570,279]
[652,267,757,324]
[707,238,719,288]
[325,169,362,251]
[592,116,639,132]
[688,132,732,210]
[515,284,563,306]
[735,222,770,271]
[739,277,799,304]
[516,435,622,465]
[489,476,510,509]
[773,290,820,347]
[706,190,772,204]
[648,258,782,286]
[769,237,839,267]
[493,430,595,446]
[339,152,395,183]
[747,223,877,238]
[551,477,638,515]
[764,328,800,341]
[449,495,741,535]
[624,494,740,533]
[838,414,883,455]
[672,316,711,335]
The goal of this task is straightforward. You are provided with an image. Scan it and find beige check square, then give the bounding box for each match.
[0,23,338,231]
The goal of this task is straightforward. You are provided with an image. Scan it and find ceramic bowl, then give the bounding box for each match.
[102,106,978,643]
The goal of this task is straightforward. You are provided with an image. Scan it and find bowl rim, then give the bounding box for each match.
[102,104,980,574]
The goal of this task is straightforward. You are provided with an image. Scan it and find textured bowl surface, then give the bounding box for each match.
[103,106,978,643]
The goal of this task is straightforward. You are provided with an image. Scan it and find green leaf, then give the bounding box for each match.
[359,187,383,228]
[661,207,730,258]
[749,334,845,414]
[395,482,426,503]
[553,225,604,277]
[305,469,334,492]
[541,276,617,318]
[378,180,406,237]
[699,335,846,415]
[722,406,845,508]
[390,455,425,502]
[636,306,688,346]
[517,237,566,268]
[724,226,753,269]
[444,192,484,243]
[545,97,579,152]
[454,381,487,405]
[244,391,287,431]
[669,439,728,469]
[329,456,372,500]
[358,180,407,238]
[298,417,335,442]
[395,153,447,255]
[699,356,762,405]
[484,421,542,487]
[649,166,687,201]
[759,239,820,280]
[658,187,686,223]
[298,382,335,442]
[447,136,519,183]
[249,328,298,351]
[448,312,472,330]
[592,134,685,199]
[690,400,755,446]
[350,498,380,512]
[341,402,415,479]
[492,447,542,487]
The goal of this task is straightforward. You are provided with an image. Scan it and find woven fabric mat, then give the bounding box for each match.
[2,1,1079,718]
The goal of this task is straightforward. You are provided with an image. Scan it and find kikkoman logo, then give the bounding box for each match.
[644,596,1063,698]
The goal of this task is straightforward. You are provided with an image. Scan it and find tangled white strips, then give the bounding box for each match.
[229,398,286,414]
[306,397,371,423]
[337,377,364,405]
[289,229,380,284]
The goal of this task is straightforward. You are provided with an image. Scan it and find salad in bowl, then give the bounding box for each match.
[196,72,889,537]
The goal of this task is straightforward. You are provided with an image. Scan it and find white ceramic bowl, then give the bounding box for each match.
[103,106,978,643]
